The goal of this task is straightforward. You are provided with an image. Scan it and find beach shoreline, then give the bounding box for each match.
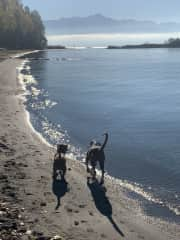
[0,56,179,239]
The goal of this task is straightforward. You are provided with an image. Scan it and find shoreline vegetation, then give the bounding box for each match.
[47,45,66,49]
[107,38,180,49]
[0,0,46,50]
[46,38,180,50]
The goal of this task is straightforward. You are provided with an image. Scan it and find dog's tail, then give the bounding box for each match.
[100,133,108,151]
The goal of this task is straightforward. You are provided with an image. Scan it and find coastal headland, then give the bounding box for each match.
[0,52,179,239]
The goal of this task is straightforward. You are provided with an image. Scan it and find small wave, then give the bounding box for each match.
[18,61,58,111]
[23,75,38,86]
[106,175,180,217]
[31,86,41,97]
[13,50,40,59]
[41,117,68,144]
[61,57,81,61]
[30,100,57,110]
[45,99,57,108]
[16,60,30,91]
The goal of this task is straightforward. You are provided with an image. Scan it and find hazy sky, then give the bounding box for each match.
[22,0,180,22]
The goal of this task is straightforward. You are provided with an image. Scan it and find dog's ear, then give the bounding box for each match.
[57,144,68,153]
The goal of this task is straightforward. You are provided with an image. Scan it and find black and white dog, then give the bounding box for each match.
[86,133,108,184]
[53,144,68,181]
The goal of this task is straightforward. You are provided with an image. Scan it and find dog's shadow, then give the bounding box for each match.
[87,177,125,237]
[52,178,69,210]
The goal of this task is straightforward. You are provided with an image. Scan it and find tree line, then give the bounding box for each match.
[0,0,47,49]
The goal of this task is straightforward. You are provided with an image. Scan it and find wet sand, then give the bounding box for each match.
[0,56,179,239]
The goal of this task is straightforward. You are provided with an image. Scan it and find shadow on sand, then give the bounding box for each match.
[52,178,69,210]
[87,177,125,237]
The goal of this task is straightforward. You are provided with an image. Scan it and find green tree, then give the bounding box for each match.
[0,0,47,49]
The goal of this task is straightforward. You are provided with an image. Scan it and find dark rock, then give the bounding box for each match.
[0,221,17,231]
[8,192,16,198]
[101,233,107,238]
[66,207,73,212]
[78,204,86,208]
[17,226,27,233]
[36,236,51,240]
[26,192,33,196]
[81,220,87,223]
[0,174,8,180]
[89,211,94,216]
[40,202,47,207]
[17,173,26,179]
[74,220,79,226]
[33,230,44,236]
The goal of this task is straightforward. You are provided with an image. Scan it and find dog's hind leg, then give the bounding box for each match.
[86,153,91,173]
[91,167,96,180]
[99,159,105,185]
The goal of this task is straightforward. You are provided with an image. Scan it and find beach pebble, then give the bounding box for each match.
[0,220,17,231]
[101,233,107,238]
[36,236,51,240]
[51,235,63,240]
[40,201,47,207]
[0,174,8,180]
[89,211,94,216]
[74,220,79,226]
[26,229,32,235]
[78,204,86,208]
[18,226,27,233]
[66,207,73,212]
[81,220,87,223]
[32,230,44,236]
[0,210,5,216]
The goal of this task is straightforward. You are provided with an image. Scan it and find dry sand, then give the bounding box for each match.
[0,55,179,239]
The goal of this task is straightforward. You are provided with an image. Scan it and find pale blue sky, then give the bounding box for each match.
[22,0,180,22]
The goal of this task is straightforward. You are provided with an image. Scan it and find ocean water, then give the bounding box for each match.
[19,47,180,222]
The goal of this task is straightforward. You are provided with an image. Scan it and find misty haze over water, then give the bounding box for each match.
[44,14,180,47]
[47,32,180,47]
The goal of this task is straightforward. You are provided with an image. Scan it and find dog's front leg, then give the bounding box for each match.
[86,154,90,173]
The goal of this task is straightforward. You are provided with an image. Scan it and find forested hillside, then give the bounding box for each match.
[0,0,47,49]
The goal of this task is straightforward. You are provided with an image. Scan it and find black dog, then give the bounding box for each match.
[53,144,68,182]
[86,133,108,184]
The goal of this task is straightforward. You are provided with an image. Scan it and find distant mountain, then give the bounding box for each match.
[44,14,180,35]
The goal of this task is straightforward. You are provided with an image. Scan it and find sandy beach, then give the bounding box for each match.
[0,55,179,240]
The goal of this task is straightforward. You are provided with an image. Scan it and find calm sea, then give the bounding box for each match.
[20,47,180,222]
